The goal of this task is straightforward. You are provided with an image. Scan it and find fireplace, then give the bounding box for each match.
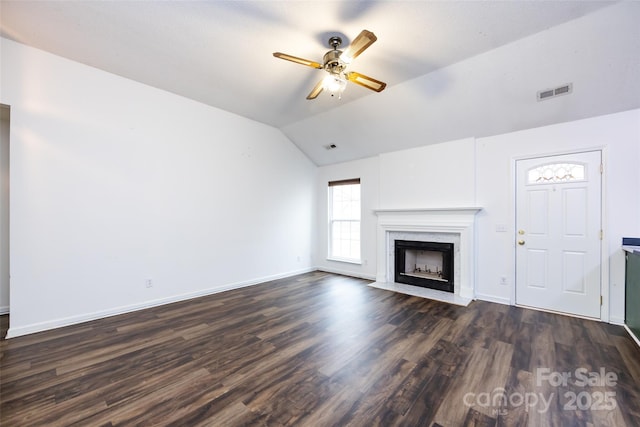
[373,207,482,304]
[395,240,454,292]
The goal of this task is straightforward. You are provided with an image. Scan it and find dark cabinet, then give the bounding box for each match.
[625,249,640,342]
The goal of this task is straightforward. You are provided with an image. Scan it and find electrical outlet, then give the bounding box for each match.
[145,279,153,288]
[499,276,508,286]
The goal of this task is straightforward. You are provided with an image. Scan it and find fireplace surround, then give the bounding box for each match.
[373,207,482,304]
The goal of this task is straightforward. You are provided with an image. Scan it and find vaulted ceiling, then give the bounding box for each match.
[2,1,639,165]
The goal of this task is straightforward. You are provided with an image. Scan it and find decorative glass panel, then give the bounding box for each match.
[527,163,585,184]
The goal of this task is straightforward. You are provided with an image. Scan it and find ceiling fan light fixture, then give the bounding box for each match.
[322,73,347,98]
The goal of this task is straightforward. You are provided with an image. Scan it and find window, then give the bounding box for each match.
[328,178,361,262]
[527,163,586,184]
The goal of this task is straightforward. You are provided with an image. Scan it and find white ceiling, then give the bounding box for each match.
[2,1,639,165]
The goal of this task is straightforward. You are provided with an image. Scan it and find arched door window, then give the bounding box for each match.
[527,162,586,184]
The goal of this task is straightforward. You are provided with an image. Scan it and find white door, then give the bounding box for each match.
[515,151,602,318]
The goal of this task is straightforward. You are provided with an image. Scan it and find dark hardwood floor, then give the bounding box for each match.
[1,271,639,426]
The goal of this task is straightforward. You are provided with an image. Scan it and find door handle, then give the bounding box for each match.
[518,240,525,246]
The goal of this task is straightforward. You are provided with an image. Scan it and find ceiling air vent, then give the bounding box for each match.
[325,144,338,150]
[537,83,572,101]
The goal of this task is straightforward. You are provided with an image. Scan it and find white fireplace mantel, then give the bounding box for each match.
[374,207,483,214]
[373,207,482,304]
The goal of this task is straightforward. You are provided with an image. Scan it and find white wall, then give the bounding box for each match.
[379,138,476,208]
[1,38,316,337]
[316,157,379,280]
[315,138,476,280]
[0,106,9,314]
[316,110,640,324]
[475,110,640,324]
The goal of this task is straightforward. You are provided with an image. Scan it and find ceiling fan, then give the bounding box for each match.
[273,30,387,100]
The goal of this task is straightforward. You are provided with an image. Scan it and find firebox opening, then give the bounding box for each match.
[402,250,447,282]
[394,240,454,293]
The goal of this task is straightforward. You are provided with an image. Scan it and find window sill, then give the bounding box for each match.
[327,257,362,265]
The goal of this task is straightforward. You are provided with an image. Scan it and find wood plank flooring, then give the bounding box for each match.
[1,271,639,426]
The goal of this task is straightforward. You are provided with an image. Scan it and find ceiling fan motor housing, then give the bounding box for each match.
[323,49,346,75]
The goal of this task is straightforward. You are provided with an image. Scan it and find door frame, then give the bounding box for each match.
[0,104,9,317]
[510,147,609,322]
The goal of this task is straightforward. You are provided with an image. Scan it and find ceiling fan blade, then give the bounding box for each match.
[346,71,386,92]
[273,52,323,69]
[306,79,324,100]
[342,30,377,63]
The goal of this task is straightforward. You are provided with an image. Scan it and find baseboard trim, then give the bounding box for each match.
[474,293,511,306]
[6,267,316,339]
[316,266,376,281]
[624,324,640,349]
[0,305,8,315]
[609,315,625,326]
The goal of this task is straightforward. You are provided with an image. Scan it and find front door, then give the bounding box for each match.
[515,151,602,318]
